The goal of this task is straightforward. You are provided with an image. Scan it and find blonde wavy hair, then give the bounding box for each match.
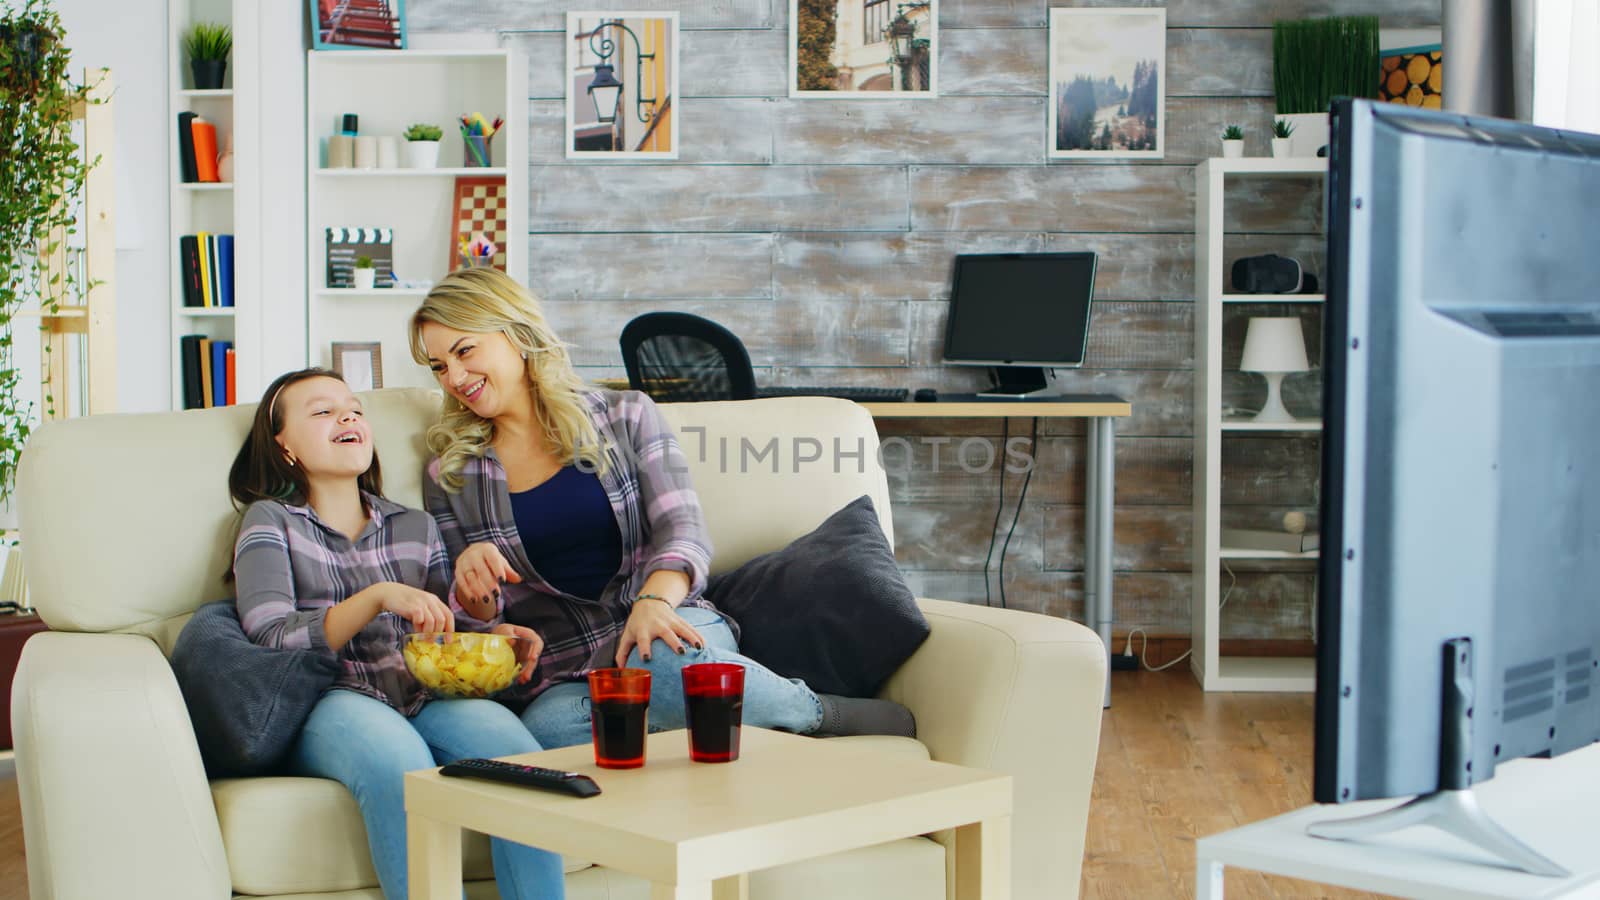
[409,268,606,491]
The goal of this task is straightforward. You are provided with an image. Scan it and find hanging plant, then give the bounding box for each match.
[0,0,100,506]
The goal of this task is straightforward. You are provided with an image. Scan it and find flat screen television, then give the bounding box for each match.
[942,252,1097,397]
[1313,98,1600,875]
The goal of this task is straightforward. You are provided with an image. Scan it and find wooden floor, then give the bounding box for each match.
[1082,669,1375,899]
[0,669,1374,900]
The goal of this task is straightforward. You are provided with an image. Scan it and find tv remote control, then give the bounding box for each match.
[440,758,601,798]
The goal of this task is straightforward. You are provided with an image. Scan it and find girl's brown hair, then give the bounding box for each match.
[224,368,385,584]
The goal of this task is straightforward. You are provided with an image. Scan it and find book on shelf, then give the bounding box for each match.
[225,347,236,406]
[177,111,199,183]
[216,234,235,306]
[209,340,232,407]
[179,235,203,306]
[179,334,205,409]
[324,227,394,288]
[191,116,220,183]
[1220,527,1320,553]
[199,337,214,408]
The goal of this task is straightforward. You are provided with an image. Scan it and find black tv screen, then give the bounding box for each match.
[942,253,1097,367]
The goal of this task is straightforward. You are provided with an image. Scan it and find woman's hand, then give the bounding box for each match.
[616,597,705,667]
[454,541,523,616]
[377,583,455,634]
[490,623,544,684]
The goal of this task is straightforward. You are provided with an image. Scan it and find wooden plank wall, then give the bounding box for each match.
[409,0,1439,640]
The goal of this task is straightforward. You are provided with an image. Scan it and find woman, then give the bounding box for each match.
[409,268,913,748]
[227,367,564,900]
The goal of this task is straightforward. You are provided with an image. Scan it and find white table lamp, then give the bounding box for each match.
[1240,317,1309,423]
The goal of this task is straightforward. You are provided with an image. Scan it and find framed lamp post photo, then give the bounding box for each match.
[566,11,679,159]
[790,0,937,97]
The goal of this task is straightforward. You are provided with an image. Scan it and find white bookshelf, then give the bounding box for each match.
[1192,156,1327,693]
[306,47,527,390]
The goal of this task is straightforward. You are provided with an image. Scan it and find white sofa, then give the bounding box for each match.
[12,390,1105,900]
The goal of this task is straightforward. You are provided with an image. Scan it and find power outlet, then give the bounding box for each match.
[1110,653,1140,672]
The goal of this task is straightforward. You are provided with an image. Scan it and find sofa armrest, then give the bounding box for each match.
[880,598,1106,900]
[13,632,231,899]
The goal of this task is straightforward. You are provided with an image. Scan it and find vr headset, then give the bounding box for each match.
[1230,253,1320,294]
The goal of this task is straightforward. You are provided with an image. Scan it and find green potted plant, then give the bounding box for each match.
[1272,15,1378,157]
[1271,118,1296,158]
[352,255,376,290]
[183,21,232,90]
[1220,124,1244,158]
[0,0,97,510]
[403,123,442,169]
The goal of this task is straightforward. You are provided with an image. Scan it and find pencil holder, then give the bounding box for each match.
[459,254,495,270]
[463,134,493,167]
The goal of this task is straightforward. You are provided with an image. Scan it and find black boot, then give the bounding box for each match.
[813,694,916,738]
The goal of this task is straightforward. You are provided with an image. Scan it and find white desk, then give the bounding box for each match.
[1195,744,1600,899]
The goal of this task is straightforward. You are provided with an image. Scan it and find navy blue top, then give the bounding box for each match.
[509,466,624,602]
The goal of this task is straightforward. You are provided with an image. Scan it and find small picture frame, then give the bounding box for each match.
[566,12,680,159]
[790,0,938,98]
[332,342,384,392]
[1048,7,1166,159]
[310,0,408,51]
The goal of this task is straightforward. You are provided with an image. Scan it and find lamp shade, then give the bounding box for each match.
[587,64,623,125]
[1240,317,1310,373]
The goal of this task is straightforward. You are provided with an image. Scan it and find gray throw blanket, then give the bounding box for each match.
[170,600,340,778]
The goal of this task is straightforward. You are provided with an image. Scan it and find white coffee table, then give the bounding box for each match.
[405,727,1013,900]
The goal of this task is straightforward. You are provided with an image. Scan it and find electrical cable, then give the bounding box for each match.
[982,418,1009,607]
[1119,561,1238,672]
[997,417,1039,609]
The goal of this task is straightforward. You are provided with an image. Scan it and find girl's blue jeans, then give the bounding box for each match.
[519,605,825,748]
[289,689,566,900]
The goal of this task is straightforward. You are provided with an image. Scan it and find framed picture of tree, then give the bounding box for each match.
[1048,8,1166,159]
[789,0,938,98]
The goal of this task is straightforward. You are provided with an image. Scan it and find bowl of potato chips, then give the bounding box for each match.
[402,632,527,699]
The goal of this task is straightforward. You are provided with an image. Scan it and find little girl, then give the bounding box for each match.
[226,368,564,900]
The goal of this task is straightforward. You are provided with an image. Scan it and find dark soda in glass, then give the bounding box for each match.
[682,663,745,763]
[587,668,651,769]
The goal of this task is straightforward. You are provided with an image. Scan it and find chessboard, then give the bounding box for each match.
[449,176,509,272]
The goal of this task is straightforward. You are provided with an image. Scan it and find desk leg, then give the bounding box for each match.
[1196,854,1225,900]
[406,810,461,899]
[954,815,1011,900]
[1089,417,1116,709]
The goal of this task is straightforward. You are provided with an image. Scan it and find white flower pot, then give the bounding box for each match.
[1282,112,1329,157]
[352,267,376,290]
[405,140,441,169]
[1221,139,1244,158]
[1271,137,1292,158]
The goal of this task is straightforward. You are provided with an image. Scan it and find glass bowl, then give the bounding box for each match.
[402,631,527,699]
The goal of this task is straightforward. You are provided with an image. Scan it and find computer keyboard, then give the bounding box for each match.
[757,386,909,402]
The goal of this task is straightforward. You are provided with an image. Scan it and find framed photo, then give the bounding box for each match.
[332,342,383,392]
[448,177,508,272]
[566,12,680,159]
[789,0,938,98]
[1048,8,1166,159]
[310,0,407,50]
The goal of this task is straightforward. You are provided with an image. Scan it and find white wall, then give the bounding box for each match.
[57,0,172,413]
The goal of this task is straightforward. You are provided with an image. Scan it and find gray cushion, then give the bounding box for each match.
[706,495,929,697]
[171,601,339,777]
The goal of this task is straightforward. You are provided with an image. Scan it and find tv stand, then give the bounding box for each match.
[976,366,1049,399]
[1305,638,1569,878]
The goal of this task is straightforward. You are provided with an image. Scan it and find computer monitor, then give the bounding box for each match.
[942,252,1097,397]
[1313,98,1600,875]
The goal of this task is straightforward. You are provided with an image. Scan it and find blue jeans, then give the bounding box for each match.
[289,689,565,900]
[520,606,825,749]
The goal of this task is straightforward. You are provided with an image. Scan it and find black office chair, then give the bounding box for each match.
[619,312,758,402]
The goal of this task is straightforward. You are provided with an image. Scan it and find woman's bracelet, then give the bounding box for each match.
[636,593,674,608]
